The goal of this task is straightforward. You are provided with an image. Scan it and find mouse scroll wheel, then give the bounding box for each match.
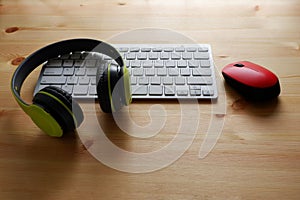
[234,63,244,67]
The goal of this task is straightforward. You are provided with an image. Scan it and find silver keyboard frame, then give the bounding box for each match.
[34,44,218,100]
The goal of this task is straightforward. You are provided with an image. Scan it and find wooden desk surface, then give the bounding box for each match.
[0,0,300,199]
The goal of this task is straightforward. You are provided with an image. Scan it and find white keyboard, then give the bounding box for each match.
[35,44,218,99]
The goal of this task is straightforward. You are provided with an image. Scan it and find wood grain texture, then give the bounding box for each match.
[0,0,300,199]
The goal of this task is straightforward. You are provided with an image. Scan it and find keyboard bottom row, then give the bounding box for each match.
[36,84,216,99]
[132,85,215,97]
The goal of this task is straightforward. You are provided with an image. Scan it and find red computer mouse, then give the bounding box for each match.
[222,61,280,101]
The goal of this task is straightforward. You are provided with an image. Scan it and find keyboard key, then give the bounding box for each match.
[90,77,96,85]
[177,60,187,68]
[132,85,148,95]
[198,47,209,52]
[85,60,97,67]
[126,53,136,60]
[60,54,70,59]
[145,68,155,76]
[168,68,179,76]
[79,77,90,85]
[149,86,163,95]
[62,85,73,94]
[163,77,173,85]
[89,85,97,95]
[187,77,213,85]
[86,68,97,76]
[189,85,202,90]
[118,47,129,52]
[171,52,181,60]
[203,89,214,96]
[133,68,144,76]
[163,47,174,52]
[74,85,88,95]
[130,47,140,52]
[152,47,163,52]
[131,60,141,68]
[81,52,93,59]
[188,60,199,68]
[142,60,153,68]
[180,68,191,76]
[200,60,211,68]
[63,60,74,67]
[130,77,137,85]
[149,52,158,60]
[63,68,74,76]
[43,68,63,76]
[176,86,189,96]
[75,68,86,76]
[40,76,66,85]
[141,47,151,52]
[154,60,164,68]
[164,86,175,96]
[137,52,147,60]
[74,60,85,67]
[157,68,167,76]
[186,47,197,52]
[192,68,212,76]
[70,53,81,59]
[175,77,185,85]
[182,52,192,60]
[138,77,149,85]
[165,60,175,68]
[46,59,62,67]
[150,77,161,85]
[67,76,78,85]
[160,52,170,60]
[175,46,185,52]
[194,52,209,60]
[190,89,201,96]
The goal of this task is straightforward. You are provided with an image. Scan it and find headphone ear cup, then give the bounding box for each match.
[32,86,84,132]
[96,61,125,113]
[97,63,112,113]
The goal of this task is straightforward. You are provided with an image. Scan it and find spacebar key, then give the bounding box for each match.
[132,85,148,95]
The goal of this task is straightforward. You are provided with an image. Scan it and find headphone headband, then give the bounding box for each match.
[11,38,124,107]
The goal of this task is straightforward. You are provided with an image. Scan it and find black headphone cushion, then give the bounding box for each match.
[97,65,112,113]
[96,61,126,113]
[32,86,84,132]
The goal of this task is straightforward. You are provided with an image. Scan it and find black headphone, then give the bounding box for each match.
[11,38,131,137]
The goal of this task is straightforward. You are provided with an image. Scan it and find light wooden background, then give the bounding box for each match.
[0,0,300,199]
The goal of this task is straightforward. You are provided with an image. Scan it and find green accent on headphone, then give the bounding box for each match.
[123,66,132,105]
[11,92,63,137]
[37,91,78,127]
[107,62,115,112]
[26,104,63,137]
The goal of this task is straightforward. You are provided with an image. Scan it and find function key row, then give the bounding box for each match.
[125,59,210,68]
[123,52,210,60]
[117,46,209,53]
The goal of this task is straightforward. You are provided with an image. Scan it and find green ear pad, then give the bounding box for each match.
[26,104,63,137]
[123,66,132,105]
[33,86,84,132]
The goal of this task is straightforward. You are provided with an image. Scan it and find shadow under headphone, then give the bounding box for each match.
[11,38,131,137]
